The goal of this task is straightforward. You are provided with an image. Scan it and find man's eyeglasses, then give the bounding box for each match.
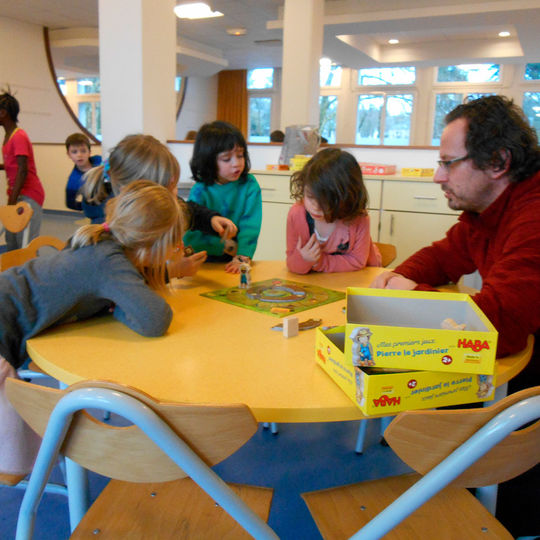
[437,155,469,170]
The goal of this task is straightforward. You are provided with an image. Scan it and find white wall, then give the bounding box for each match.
[0,17,81,143]
[175,75,218,139]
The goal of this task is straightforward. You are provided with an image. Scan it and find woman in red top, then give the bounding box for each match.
[0,89,45,251]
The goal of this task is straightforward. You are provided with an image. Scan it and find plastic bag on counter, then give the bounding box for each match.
[279,125,321,165]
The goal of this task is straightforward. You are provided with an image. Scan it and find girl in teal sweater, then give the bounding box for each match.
[184,121,262,273]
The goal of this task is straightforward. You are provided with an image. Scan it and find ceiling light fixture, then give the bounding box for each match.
[388,39,399,45]
[174,2,223,20]
[226,27,247,36]
[498,31,510,37]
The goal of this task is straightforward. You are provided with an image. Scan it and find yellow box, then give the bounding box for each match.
[344,288,497,375]
[316,326,496,415]
[401,167,435,177]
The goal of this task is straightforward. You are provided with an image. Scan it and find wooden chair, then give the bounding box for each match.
[0,235,65,271]
[302,386,540,539]
[374,242,397,268]
[0,201,34,248]
[6,378,277,540]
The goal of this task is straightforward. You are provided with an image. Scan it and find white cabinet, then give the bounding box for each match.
[379,179,460,266]
[252,171,460,265]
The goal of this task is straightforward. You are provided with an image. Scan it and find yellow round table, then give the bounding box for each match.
[27,261,532,423]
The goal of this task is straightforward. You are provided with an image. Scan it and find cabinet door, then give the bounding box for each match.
[253,202,290,261]
[379,211,458,267]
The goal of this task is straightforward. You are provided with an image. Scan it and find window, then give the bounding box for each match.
[319,95,337,143]
[249,97,272,142]
[78,102,102,141]
[320,62,342,87]
[524,63,540,81]
[354,67,415,145]
[57,78,67,95]
[77,77,101,94]
[432,92,494,145]
[358,67,415,86]
[247,68,275,142]
[356,94,413,145]
[523,92,540,139]
[436,64,500,83]
[247,68,274,89]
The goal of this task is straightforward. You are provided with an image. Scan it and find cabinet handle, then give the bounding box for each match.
[261,188,277,192]
[390,214,394,236]
[413,195,437,200]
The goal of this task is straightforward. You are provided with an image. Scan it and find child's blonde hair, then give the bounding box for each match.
[83,134,180,204]
[72,180,183,290]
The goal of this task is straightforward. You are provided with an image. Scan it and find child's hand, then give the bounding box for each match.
[225,255,250,274]
[223,238,237,256]
[211,216,237,239]
[297,234,321,264]
[167,250,207,278]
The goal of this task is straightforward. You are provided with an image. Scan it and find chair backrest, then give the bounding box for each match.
[385,385,540,487]
[0,202,33,234]
[374,242,397,267]
[6,378,258,483]
[0,235,65,271]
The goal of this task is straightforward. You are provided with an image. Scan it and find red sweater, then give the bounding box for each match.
[395,170,540,358]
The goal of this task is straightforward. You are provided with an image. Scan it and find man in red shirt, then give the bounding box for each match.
[372,95,540,537]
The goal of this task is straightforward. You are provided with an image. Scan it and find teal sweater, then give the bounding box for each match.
[183,174,262,258]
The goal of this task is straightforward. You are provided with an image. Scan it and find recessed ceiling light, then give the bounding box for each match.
[388,39,399,45]
[226,27,247,36]
[498,31,510,37]
[174,2,223,19]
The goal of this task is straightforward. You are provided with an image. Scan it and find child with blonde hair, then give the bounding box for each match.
[0,180,183,476]
[287,148,381,273]
[82,134,237,277]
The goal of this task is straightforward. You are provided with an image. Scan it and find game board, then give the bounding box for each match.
[201,278,345,317]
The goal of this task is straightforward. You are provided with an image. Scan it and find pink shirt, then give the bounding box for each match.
[286,202,381,273]
[2,128,45,206]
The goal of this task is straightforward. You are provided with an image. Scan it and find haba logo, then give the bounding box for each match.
[373,395,401,407]
[457,339,490,352]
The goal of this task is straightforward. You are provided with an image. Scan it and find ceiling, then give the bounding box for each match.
[1,0,539,78]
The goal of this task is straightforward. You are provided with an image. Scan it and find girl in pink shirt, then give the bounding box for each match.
[286,148,381,274]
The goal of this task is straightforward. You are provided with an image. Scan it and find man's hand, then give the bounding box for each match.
[371,270,417,290]
[167,250,207,278]
[211,216,237,239]
[297,234,321,265]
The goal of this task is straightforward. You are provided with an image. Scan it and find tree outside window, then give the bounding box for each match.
[248,96,272,142]
[432,92,493,145]
[524,64,540,81]
[523,92,540,139]
[437,64,500,83]
[384,95,413,145]
[319,95,337,143]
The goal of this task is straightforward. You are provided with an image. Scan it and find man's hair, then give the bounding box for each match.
[446,95,540,183]
[65,133,91,151]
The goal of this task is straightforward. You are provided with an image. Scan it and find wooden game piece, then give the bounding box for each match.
[282,316,299,338]
[183,245,194,256]
[272,318,322,332]
[441,318,466,331]
[271,307,291,314]
[298,318,322,330]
